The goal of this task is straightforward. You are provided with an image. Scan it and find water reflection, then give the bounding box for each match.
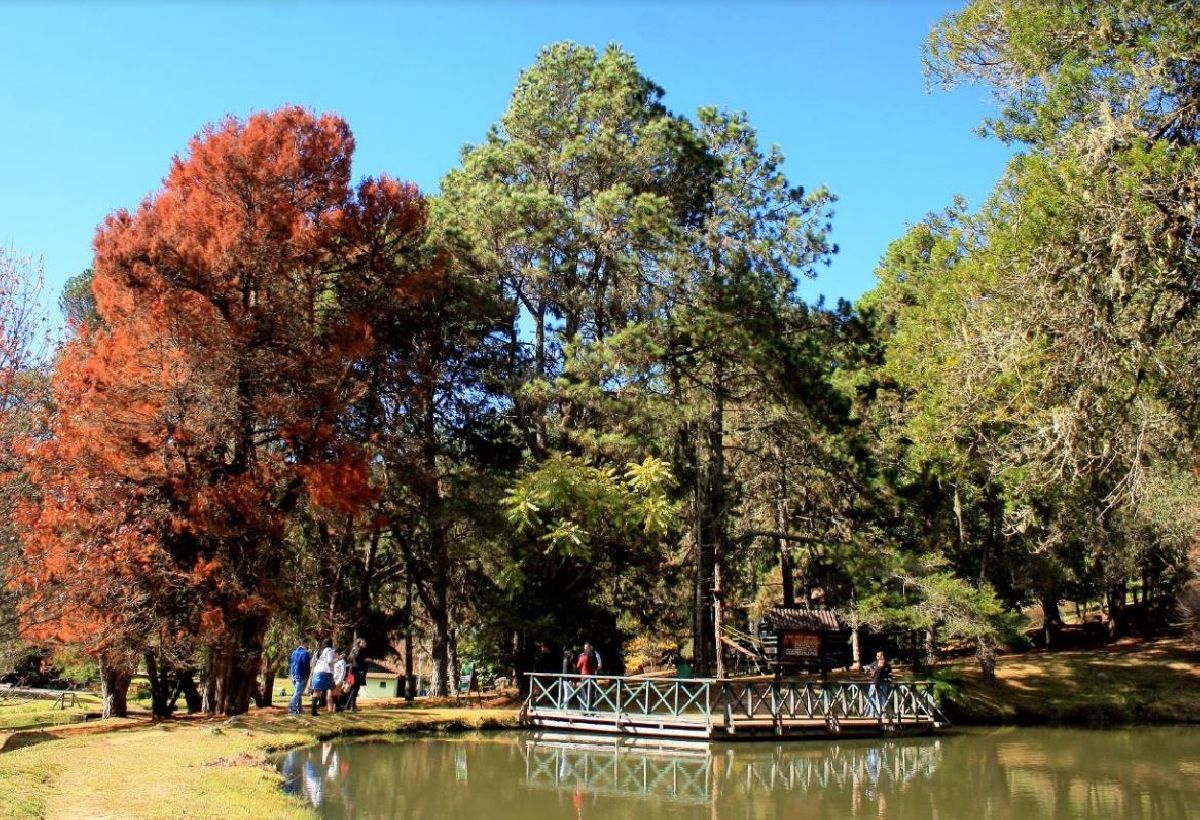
[279,727,1200,819]
[521,733,942,807]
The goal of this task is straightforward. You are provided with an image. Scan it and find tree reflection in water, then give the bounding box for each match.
[279,727,1200,819]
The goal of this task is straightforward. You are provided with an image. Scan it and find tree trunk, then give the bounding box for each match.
[513,629,532,695]
[1041,592,1061,648]
[172,671,202,714]
[418,373,453,699]
[204,615,269,716]
[713,561,726,680]
[850,623,862,672]
[694,367,727,677]
[144,651,176,718]
[448,628,461,694]
[260,658,276,708]
[977,638,997,685]
[924,625,938,671]
[404,575,417,702]
[773,442,794,608]
[428,568,451,697]
[425,547,451,698]
[1107,583,1128,638]
[98,656,132,719]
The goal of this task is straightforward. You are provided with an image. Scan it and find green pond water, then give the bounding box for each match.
[279,727,1199,819]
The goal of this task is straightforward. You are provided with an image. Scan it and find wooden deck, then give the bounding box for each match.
[522,673,947,740]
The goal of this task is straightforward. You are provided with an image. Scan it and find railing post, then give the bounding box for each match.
[616,677,623,720]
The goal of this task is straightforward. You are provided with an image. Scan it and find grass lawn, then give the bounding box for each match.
[0,694,101,733]
[942,635,1200,724]
[0,706,519,819]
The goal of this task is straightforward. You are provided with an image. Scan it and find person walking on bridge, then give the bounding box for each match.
[575,642,603,712]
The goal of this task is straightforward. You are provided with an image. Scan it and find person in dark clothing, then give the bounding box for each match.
[287,639,311,715]
[867,651,893,718]
[345,638,368,712]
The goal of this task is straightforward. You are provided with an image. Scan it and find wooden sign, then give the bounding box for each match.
[781,632,821,658]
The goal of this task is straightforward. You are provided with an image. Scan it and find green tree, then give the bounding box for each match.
[647,107,837,674]
[439,42,715,680]
[849,0,1200,644]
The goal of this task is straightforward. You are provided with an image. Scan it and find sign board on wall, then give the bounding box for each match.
[782,632,821,658]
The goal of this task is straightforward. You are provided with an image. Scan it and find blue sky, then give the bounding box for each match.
[1,2,1011,326]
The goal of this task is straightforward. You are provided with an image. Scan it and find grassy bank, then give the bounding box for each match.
[0,706,519,819]
[2,638,1196,817]
[940,636,1200,724]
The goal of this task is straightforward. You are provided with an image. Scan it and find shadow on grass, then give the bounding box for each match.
[946,637,1200,724]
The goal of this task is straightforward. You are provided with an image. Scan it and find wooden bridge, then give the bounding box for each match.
[522,673,947,740]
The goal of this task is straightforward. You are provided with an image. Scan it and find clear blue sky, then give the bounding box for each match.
[1,1,1010,326]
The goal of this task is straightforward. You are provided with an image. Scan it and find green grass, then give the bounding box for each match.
[941,636,1200,724]
[0,707,520,819]
[0,695,100,732]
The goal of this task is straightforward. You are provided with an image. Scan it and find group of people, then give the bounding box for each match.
[288,637,368,715]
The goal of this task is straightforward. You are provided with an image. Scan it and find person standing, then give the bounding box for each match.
[345,638,368,712]
[575,642,602,712]
[867,651,893,718]
[311,638,337,714]
[332,650,348,711]
[287,638,311,715]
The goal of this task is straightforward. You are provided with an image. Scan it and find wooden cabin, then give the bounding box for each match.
[757,606,850,676]
[357,658,405,699]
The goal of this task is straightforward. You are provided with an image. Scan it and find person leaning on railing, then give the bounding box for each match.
[866,651,893,717]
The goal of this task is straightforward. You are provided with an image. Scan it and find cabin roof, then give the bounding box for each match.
[366,657,405,677]
[762,606,843,632]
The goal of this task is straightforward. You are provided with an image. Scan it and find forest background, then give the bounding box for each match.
[1,0,1197,718]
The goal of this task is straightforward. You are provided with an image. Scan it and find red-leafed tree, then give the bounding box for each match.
[14,107,428,715]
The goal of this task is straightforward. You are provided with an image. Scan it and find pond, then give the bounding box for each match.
[279,727,1200,819]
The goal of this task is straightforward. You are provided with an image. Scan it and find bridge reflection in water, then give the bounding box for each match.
[279,728,1199,818]
[520,733,942,806]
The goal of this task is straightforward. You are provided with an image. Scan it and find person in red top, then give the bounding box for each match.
[576,642,602,675]
[575,642,602,712]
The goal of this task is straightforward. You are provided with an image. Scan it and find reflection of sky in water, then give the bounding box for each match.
[278,728,1200,819]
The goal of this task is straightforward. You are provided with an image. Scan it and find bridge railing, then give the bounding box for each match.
[716,679,942,723]
[524,673,944,726]
[526,673,715,726]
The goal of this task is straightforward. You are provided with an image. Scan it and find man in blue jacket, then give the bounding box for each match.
[288,638,311,715]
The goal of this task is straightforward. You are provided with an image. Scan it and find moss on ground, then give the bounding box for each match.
[941,636,1200,724]
[0,707,519,819]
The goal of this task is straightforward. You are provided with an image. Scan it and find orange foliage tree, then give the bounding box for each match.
[15,107,429,715]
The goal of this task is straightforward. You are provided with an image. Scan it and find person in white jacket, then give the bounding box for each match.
[332,650,348,711]
[310,639,337,713]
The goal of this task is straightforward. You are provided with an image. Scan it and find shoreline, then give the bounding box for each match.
[2,635,1196,817]
[0,708,520,819]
